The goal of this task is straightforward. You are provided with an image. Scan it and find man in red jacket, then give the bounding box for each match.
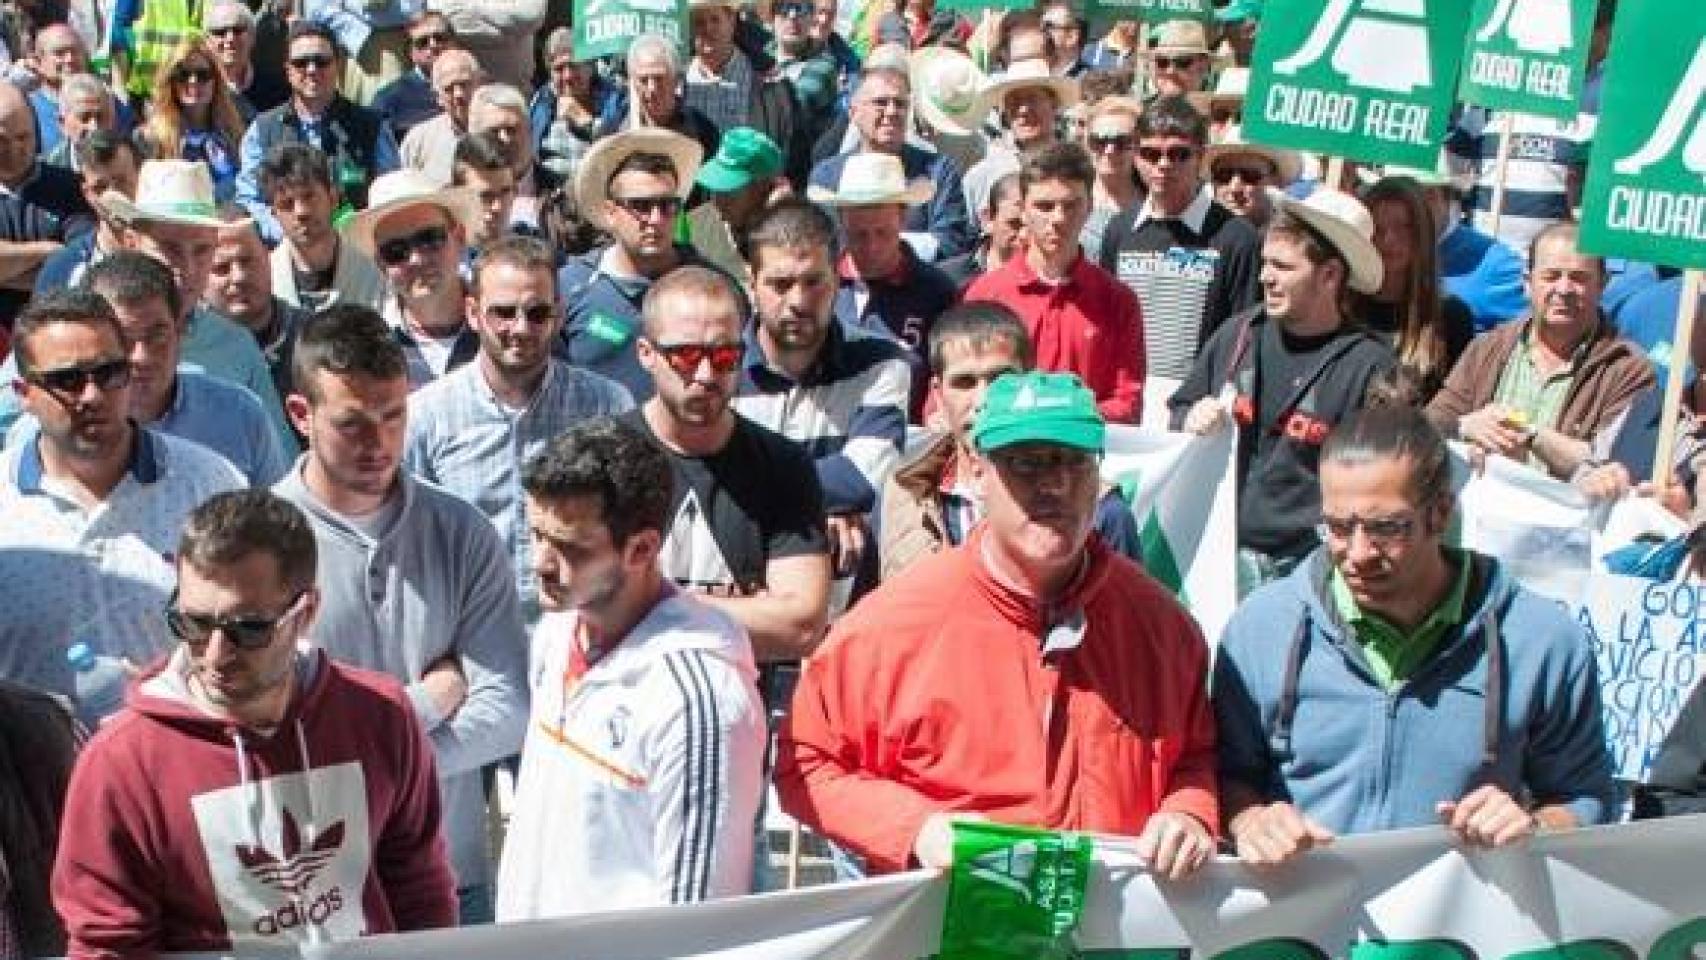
[52,490,456,958]
[777,370,1218,876]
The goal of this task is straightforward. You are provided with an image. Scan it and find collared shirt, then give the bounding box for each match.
[1494,322,1594,432]
[735,320,911,516]
[685,50,755,136]
[964,251,1147,424]
[1329,550,1472,691]
[7,370,288,487]
[404,358,634,619]
[0,428,244,694]
[832,244,959,421]
[382,296,482,390]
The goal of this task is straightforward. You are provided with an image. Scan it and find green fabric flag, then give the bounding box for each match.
[938,822,1094,960]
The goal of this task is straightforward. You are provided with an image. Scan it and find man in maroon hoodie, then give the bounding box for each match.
[51,490,457,958]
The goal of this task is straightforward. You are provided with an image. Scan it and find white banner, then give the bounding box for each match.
[1577,574,1706,781]
[214,818,1706,960]
[1103,424,1239,646]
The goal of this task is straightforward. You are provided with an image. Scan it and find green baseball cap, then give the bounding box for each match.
[695,128,784,194]
[973,372,1106,454]
[1215,0,1263,22]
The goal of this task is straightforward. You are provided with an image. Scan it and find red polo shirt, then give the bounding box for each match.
[964,251,1147,424]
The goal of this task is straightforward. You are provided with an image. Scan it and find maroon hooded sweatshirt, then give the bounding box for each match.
[52,649,457,959]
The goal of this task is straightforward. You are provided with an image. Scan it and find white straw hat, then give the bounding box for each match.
[99,160,242,231]
[345,169,483,258]
[1270,187,1385,294]
[575,128,704,232]
[911,46,990,138]
[806,152,935,207]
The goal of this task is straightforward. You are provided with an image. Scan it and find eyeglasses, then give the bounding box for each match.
[173,65,215,84]
[990,447,1098,480]
[1042,19,1080,32]
[1316,512,1420,546]
[611,194,682,219]
[862,95,910,112]
[1137,144,1197,164]
[1212,165,1271,185]
[411,31,453,49]
[649,340,745,378]
[288,53,335,71]
[207,24,248,38]
[1152,55,1201,70]
[27,358,131,395]
[375,225,450,266]
[776,1,815,17]
[166,589,307,650]
[1088,133,1133,151]
[484,302,558,326]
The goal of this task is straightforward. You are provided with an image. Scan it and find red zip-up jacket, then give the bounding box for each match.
[777,528,1218,872]
[52,650,456,959]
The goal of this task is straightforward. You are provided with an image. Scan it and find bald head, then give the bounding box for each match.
[0,83,36,186]
[432,48,483,127]
[34,25,88,84]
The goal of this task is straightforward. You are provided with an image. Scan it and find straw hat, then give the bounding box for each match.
[1148,20,1215,58]
[1270,188,1384,294]
[99,160,243,231]
[1208,66,1248,110]
[806,153,935,207]
[982,58,1080,112]
[1203,133,1302,186]
[575,129,704,231]
[911,45,990,138]
[345,170,482,258]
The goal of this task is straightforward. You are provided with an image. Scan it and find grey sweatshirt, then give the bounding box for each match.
[275,460,529,889]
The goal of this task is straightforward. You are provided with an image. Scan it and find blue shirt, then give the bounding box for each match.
[7,369,288,487]
[1439,221,1528,335]
[236,103,402,244]
[404,358,634,619]
[373,69,441,140]
[810,144,974,262]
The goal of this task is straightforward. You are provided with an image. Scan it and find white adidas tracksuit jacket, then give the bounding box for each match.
[495,586,767,919]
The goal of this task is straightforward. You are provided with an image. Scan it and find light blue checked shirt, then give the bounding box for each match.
[404,358,634,621]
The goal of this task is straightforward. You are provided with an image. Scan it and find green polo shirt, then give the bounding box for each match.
[1329,552,1472,690]
[1493,322,1592,432]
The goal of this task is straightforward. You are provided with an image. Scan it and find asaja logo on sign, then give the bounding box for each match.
[1244,0,1475,168]
[1457,0,1595,119]
[1580,0,1706,270]
[574,0,685,61]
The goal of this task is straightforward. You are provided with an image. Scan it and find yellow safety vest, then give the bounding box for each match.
[127,0,202,96]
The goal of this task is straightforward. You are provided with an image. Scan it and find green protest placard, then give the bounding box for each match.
[937,822,1093,960]
[1457,0,1596,120]
[573,0,686,62]
[1085,0,1213,24]
[1242,0,1476,168]
[1579,0,1706,270]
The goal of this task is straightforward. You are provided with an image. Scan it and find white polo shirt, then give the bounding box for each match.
[0,426,245,696]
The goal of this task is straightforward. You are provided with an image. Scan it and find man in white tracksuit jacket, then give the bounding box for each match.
[496,416,766,918]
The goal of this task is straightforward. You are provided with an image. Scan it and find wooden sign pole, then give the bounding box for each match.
[1488,112,1517,239]
[1135,19,1152,97]
[1652,269,1705,493]
[1324,155,1345,191]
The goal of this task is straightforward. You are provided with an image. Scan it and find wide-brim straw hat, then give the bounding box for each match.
[1203,134,1303,186]
[912,45,990,138]
[982,58,1080,112]
[344,169,483,258]
[1148,19,1217,58]
[575,128,704,231]
[1270,187,1385,294]
[805,152,935,207]
[99,160,243,231]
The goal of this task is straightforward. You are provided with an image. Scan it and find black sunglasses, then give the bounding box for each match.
[1137,144,1198,164]
[207,24,248,38]
[288,53,335,71]
[165,589,307,650]
[28,358,131,395]
[612,194,682,219]
[650,340,744,377]
[776,1,815,17]
[375,225,450,266]
[1212,165,1270,185]
[1088,133,1133,151]
[485,302,558,325]
[1152,55,1201,70]
[174,66,215,84]
[411,31,453,49]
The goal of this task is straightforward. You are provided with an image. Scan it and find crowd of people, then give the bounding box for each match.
[0,0,1699,956]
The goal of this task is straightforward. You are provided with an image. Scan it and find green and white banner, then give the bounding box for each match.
[223,817,1706,960]
[1243,0,1476,168]
[573,0,687,62]
[1085,0,1214,22]
[1103,424,1239,646]
[1457,0,1597,120]
[1579,0,1706,270]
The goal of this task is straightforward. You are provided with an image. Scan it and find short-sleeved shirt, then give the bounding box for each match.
[624,409,829,595]
[1330,549,1471,690]
[1493,324,1589,431]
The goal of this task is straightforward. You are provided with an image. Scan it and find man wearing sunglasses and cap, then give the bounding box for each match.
[778,370,1219,878]
[52,489,458,955]
[0,290,243,706]
[406,235,634,624]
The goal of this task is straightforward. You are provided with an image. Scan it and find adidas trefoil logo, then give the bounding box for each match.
[236,808,345,896]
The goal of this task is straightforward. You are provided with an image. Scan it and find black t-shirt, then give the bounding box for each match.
[624,409,829,594]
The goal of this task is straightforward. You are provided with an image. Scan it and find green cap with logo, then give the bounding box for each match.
[973,372,1106,454]
[696,127,784,194]
[1215,0,1263,21]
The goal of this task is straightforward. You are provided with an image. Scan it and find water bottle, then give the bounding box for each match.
[68,642,132,728]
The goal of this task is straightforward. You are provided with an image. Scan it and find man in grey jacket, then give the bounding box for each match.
[275,303,528,925]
